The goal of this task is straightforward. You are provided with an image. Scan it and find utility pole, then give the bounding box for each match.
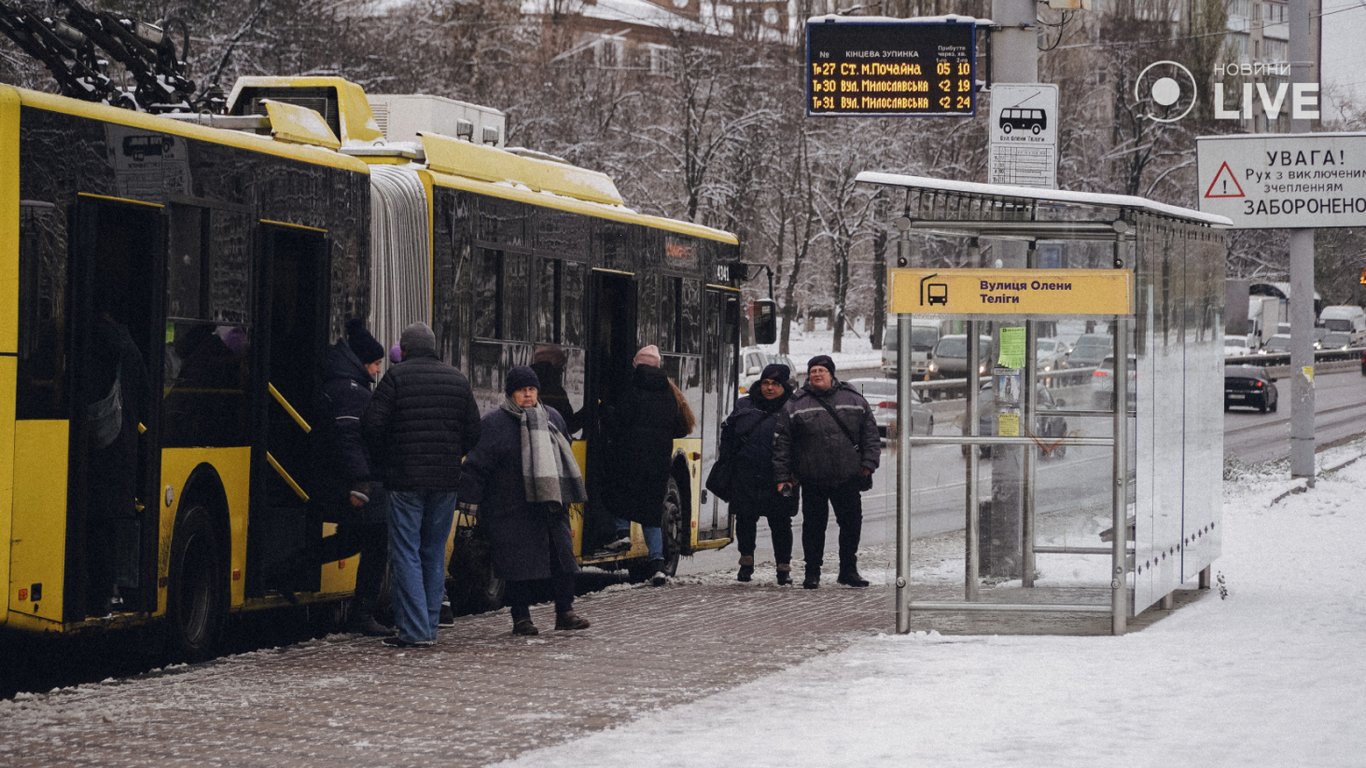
[991,0,1038,84]
[977,0,1037,580]
[1287,0,1316,481]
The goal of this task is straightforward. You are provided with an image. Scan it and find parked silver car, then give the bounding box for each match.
[847,377,934,438]
[1035,337,1068,372]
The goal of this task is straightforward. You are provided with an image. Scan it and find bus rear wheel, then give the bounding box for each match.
[660,476,684,577]
[627,476,684,582]
[167,505,226,662]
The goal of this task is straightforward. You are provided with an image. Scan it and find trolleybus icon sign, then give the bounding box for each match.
[919,272,948,306]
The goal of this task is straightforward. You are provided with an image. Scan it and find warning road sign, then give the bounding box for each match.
[1203,161,1245,199]
[1197,132,1366,229]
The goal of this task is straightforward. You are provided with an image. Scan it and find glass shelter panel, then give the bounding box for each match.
[1128,218,1224,613]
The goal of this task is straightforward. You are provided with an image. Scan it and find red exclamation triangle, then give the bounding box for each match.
[1204,161,1245,199]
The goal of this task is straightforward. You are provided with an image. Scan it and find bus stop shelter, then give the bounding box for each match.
[855,173,1230,635]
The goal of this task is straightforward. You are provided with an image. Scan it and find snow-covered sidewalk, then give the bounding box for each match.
[499,443,1366,768]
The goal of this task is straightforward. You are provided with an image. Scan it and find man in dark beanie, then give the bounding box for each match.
[759,362,790,386]
[363,321,481,647]
[316,319,392,635]
[806,354,835,376]
[718,361,797,584]
[773,354,880,589]
[345,320,386,370]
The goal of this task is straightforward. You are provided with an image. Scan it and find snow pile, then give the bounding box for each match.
[497,443,1366,768]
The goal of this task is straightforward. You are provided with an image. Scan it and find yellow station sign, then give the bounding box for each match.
[888,268,1134,316]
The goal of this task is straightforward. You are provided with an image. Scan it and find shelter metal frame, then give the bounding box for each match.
[858,173,1230,637]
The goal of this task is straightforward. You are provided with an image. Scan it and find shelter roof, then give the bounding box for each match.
[856,172,1232,236]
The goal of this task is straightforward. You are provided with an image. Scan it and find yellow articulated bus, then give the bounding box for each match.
[0,76,755,658]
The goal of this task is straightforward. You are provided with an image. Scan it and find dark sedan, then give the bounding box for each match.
[1224,365,1278,413]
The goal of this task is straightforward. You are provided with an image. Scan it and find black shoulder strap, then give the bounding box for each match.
[812,392,864,448]
[725,411,767,455]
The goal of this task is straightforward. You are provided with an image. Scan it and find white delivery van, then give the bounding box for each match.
[882,319,943,377]
[1319,305,1366,344]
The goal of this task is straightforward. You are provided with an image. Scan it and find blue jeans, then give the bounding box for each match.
[614,518,664,561]
[388,489,457,643]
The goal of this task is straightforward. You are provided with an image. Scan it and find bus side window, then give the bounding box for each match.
[504,252,530,342]
[16,201,66,419]
[161,205,252,447]
[681,278,701,355]
[562,261,585,348]
[536,257,561,344]
[472,249,501,339]
[659,275,680,353]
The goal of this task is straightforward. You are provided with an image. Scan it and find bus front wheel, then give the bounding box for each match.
[166,505,227,662]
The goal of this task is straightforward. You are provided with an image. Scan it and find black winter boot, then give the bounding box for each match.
[348,613,396,637]
[555,610,591,630]
[346,601,395,637]
[737,555,755,582]
[802,569,820,590]
[837,566,870,588]
[776,563,792,586]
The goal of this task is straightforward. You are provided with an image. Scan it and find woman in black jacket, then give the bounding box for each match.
[719,363,797,584]
[601,345,691,586]
[457,366,589,636]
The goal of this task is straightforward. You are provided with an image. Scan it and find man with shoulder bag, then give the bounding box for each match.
[715,363,798,584]
[772,355,880,590]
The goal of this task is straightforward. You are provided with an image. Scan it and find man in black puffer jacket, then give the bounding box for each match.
[773,355,880,590]
[316,320,392,636]
[363,322,481,648]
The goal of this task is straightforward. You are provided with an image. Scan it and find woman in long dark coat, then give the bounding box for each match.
[719,363,798,584]
[458,365,589,636]
[601,344,690,586]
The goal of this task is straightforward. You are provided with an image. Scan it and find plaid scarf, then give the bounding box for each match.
[502,398,587,507]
